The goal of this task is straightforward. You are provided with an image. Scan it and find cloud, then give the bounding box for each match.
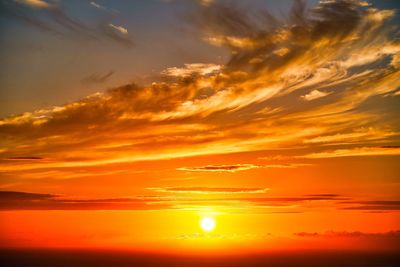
[108,23,128,35]
[80,71,114,85]
[176,164,261,172]
[199,0,214,7]
[299,146,400,159]
[229,195,348,205]
[90,1,105,10]
[294,230,400,238]
[148,187,270,194]
[0,191,55,200]
[100,23,134,47]
[301,90,331,101]
[2,0,94,37]
[161,63,221,78]
[4,156,43,160]
[0,191,353,211]
[293,230,400,250]
[305,194,342,198]
[2,1,131,47]
[1,1,57,33]
[0,191,171,211]
[303,128,396,145]
[0,0,399,172]
[14,0,51,9]
[339,200,400,211]
[90,1,118,13]
[177,163,310,172]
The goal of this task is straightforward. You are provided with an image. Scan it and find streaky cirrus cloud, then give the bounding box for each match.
[298,146,400,159]
[0,0,399,174]
[294,230,400,238]
[14,0,51,9]
[176,163,310,172]
[176,164,261,172]
[161,63,221,77]
[108,23,128,34]
[1,0,133,47]
[0,190,359,211]
[148,187,270,194]
[90,1,119,14]
[0,191,171,211]
[339,200,400,211]
[90,1,105,10]
[80,71,114,85]
[5,156,44,160]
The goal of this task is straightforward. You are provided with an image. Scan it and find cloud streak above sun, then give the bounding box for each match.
[148,187,270,194]
[4,190,399,213]
[0,0,399,175]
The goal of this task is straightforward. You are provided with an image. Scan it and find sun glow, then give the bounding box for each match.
[200,217,216,232]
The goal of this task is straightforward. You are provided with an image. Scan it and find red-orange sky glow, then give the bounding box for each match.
[0,1,399,265]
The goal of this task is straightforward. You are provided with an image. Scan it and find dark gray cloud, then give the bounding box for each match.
[81,71,114,85]
[0,0,58,33]
[0,0,133,47]
[186,0,370,73]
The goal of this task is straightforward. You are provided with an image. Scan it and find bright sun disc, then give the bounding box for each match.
[200,217,216,232]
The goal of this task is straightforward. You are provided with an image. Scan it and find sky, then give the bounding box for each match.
[0,0,400,254]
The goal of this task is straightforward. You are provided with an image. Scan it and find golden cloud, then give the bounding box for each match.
[0,0,399,174]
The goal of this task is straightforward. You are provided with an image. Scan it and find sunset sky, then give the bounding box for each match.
[0,0,399,254]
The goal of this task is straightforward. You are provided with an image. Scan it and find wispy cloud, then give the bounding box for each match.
[161,63,221,77]
[339,200,400,211]
[90,1,105,10]
[90,1,118,13]
[5,190,400,216]
[2,0,131,47]
[294,230,400,238]
[0,191,170,211]
[100,23,133,47]
[108,23,128,35]
[4,156,43,161]
[0,0,399,172]
[80,71,114,85]
[177,164,261,172]
[177,163,310,172]
[148,187,270,194]
[303,128,397,145]
[14,0,51,9]
[299,146,400,159]
[0,190,353,211]
[301,90,331,101]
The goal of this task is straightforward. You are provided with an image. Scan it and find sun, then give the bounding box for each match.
[200,217,216,232]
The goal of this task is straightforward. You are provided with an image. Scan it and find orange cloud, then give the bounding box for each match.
[176,164,261,172]
[298,146,400,159]
[14,0,51,9]
[0,0,399,174]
